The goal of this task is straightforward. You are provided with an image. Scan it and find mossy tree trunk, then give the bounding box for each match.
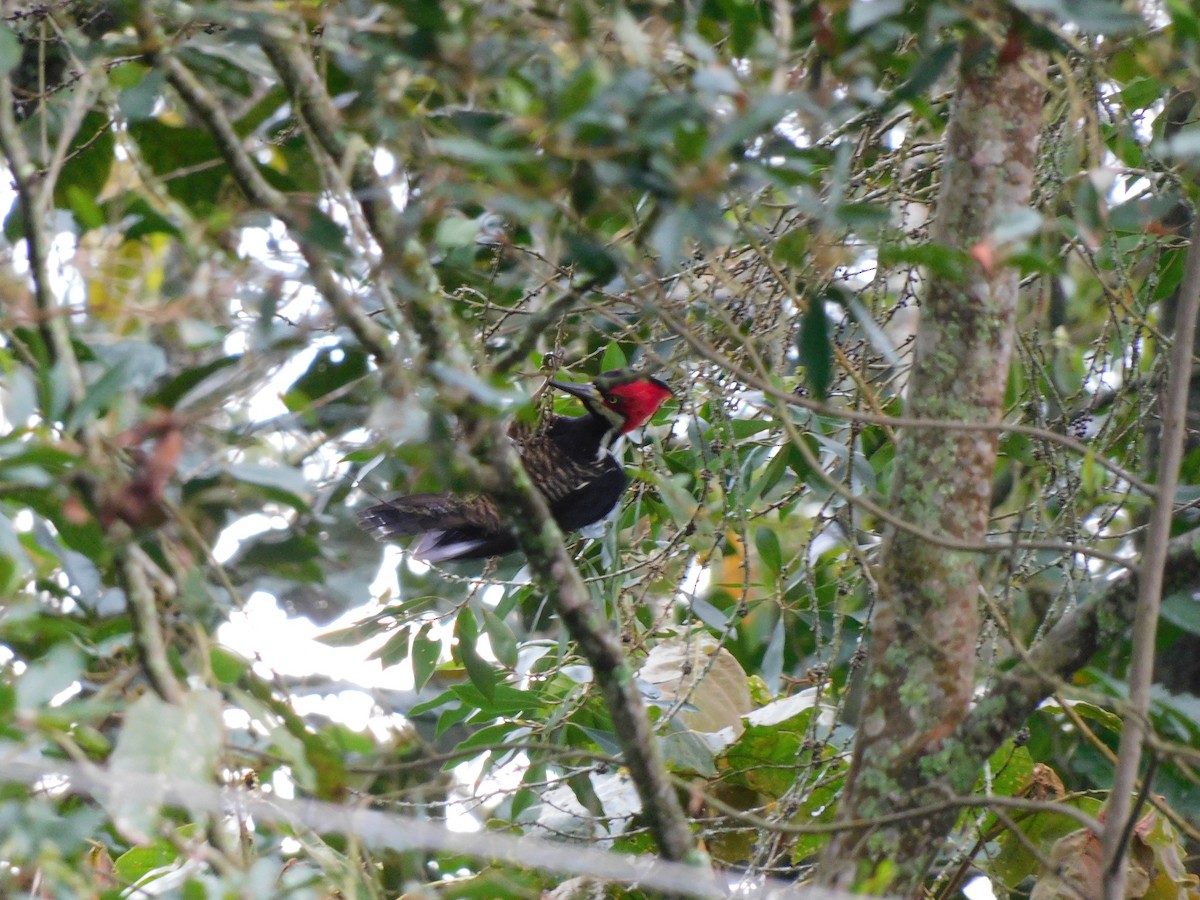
[817,14,1047,895]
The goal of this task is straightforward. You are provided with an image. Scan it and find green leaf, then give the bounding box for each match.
[455,609,497,703]
[447,720,528,759]
[890,44,958,105]
[411,626,441,692]
[975,741,1036,832]
[210,647,248,685]
[0,24,20,77]
[760,618,785,692]
[1120,77,1163,112]
[16,643,84,711]
[561,229,618,280]
[408,685,457,718]
[557,61,600,120]
[117,67,166,122]
[147,355,242,409]
[238,532,321,568]
[650,472,699,527]
[0,364,37,425]
[798,299,832,399]
[721,709,815,795]
[481,607,518,669]
[3,199,25,244]
[66,186,105,231]
[1167,0,1200,42]
[688,594,731,630]
[659,724,717,775]
[566,772,605,819]
[755,526,782,575]
[789,767,844,863]
[224,463,312,510]
[369,629,408,667]
[448,683,542,718]
[1162,591,1200,635]
[53,113,115,213]
[66,343,168,431]
[848,0,903,31]
[772,230,808,267]
[429,137,531,166]
[1010,0,1140,33]
[298,204,349,255]
[106,196,184,241]
[0,511,30,594]
[1080,450,1104,495]
[127,120,224,215]
[108,691,224,835]
[235,535,324,585]
[113,839,180,885]
[878,242,967,279]
[600,342,627,372]
[987,794,1105,890]
[843,296,902,369]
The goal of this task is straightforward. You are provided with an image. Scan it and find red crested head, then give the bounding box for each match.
[551,369,673,433]
[594,370,673,432]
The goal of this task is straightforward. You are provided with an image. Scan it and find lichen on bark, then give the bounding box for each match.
[816,15,1048,894]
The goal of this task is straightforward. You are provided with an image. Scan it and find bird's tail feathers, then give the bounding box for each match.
[357,494,471,540]
[410,532,488,563]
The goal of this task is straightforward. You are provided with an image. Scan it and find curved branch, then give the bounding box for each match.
[1102,103,1200,897]
[817,18,1048,890]
[117,546,186,704]
[141,9,700,866]
[0,757,864,899]
[652,304,1156,499]
[477,430,702,866]
[133,8,395,366]
[0,74,86,403]
[957,528,1200,783]
[256,26,471,375]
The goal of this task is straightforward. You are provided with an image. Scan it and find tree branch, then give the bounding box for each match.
[0,73,85,403]
[0,757,860,899]
[1105,222,1200,892]
[817,17,1047,891]
[256,25,471,375]
[117,546,186,705]
[957,529,1200,787]
[140,8,700,866]
[477,431,701,865]
[133,7,395,366]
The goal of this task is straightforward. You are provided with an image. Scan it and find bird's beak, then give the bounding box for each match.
[550,379,603,403]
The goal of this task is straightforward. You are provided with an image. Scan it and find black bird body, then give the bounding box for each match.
[358,370,671,562]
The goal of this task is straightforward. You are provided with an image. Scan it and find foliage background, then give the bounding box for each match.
[0,0,1198,897]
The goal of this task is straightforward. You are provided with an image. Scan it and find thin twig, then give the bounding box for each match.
[0,74,86,402]
[480,434,702,866]
[653,302,1156,498]
[698,781,1105,838]
[1101,213,1200,897]
[0,756,870,900]
[117,546,186,704]
[133,7,395,364]
[144,8,701,867]
[255,26,464,373]
[990,808,1089,900]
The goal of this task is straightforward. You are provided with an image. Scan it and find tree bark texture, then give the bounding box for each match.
[818,23,1047,895]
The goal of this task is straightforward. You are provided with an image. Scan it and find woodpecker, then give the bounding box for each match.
[358,369,673,563]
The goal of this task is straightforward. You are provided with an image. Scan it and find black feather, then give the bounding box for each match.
[359,374,659,562]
